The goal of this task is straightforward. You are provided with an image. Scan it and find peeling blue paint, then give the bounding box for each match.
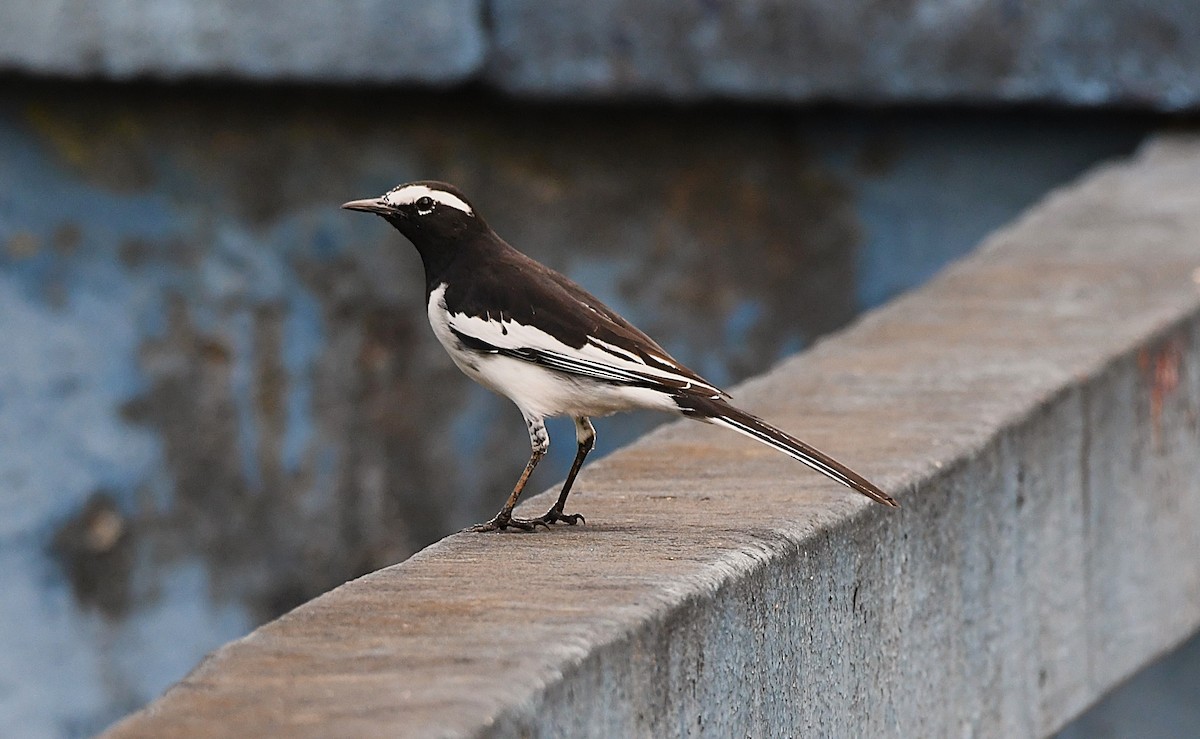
[281,288,323,476]
[809,117,1147,310]
[228,308,262,493]
[0,110,268,737]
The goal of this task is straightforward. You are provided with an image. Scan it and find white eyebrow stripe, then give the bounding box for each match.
[384,185,474,215]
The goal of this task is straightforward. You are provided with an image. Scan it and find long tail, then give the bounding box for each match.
[676,395,898,507]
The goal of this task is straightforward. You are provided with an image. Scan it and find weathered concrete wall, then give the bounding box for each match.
[487,0,1200,108]
[2,2,1199,109]
[103,134,1200,737]
[3,83,1148,736]
[0,1,485,82]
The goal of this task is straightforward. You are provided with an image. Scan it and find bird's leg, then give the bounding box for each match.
[467,415,550,532]
[537,417,595,525]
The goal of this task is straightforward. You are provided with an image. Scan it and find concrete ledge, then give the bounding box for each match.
[106,135,1200,737]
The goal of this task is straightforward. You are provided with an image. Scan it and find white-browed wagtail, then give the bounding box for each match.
[343,182,897,532]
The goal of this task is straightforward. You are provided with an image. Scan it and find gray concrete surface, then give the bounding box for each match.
[3,2,1200,110]
[103,134,1200,736]
[487,0,1200,108]
[0,1,484,82]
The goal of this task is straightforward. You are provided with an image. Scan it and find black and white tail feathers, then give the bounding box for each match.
[676,395,898,508]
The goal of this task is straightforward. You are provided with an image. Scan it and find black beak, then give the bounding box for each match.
[341,197,396,215]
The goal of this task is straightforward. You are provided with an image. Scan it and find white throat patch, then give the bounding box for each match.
[383,185,474,216]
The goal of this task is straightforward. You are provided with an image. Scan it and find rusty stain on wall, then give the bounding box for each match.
[1139,335,1186,450]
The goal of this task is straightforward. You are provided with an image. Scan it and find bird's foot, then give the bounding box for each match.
[537,508,586,526]
[464,512,549,533]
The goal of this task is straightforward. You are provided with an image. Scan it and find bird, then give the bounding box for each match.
[343,181,897,532]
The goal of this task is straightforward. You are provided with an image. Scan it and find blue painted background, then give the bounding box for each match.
[0,87,1159,736]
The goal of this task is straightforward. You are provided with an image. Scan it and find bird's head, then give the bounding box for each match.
[342,181,488,248]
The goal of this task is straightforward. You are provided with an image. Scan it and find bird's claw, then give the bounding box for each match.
[539,509,585,526]
[463,509,586,532]
[464,513,550,533]
[508,516,550,531]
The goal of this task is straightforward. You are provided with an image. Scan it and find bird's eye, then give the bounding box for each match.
[415,196,435,215]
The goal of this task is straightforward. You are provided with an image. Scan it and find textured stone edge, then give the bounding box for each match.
[104,134,1200,737]
[2,2,1200,110]
[0,1,487,83]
